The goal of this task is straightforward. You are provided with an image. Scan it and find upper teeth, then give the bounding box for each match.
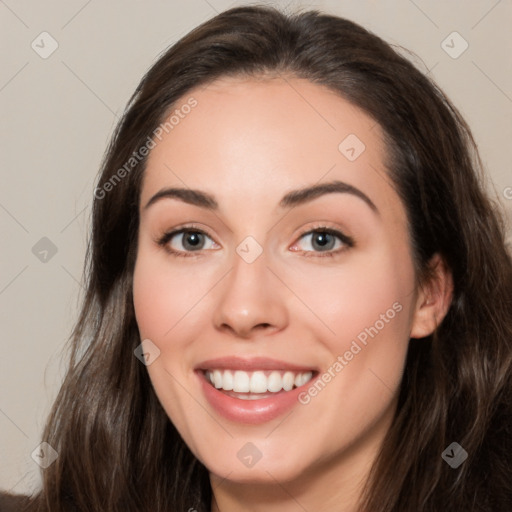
[205,369,314,393]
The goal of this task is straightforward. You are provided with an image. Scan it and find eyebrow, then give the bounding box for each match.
[143,179,379,214]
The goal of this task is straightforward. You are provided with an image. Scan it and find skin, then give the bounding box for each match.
[132,75,453,512]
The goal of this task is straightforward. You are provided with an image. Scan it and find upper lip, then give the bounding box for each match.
[195,356,318,373]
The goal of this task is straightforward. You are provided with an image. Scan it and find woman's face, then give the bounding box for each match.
[133,76,429,486]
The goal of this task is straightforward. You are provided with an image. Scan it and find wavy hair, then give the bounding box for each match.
[14,5,512,511]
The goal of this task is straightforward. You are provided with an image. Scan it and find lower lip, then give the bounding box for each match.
[196,371,317,424]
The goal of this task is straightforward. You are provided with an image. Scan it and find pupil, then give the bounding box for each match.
[184,232,203,250]
[313,232,334,251]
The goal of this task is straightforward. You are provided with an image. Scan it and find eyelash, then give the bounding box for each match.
[156,223,355,259]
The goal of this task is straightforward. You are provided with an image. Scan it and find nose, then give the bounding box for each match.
[212,249,289,339]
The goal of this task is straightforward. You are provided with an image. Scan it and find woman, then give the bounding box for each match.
[3,5,511,511]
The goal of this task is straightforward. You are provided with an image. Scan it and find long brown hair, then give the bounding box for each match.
[17,5,512,511]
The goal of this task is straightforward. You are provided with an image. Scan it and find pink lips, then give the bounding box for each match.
[194,356,319,424]
[195,356,318,373]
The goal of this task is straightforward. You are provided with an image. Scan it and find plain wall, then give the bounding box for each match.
[1,0,511,494]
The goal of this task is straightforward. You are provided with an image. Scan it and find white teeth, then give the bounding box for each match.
[213,370,223,389]
[295,372,311,387]
[223,370,234,391]
[205,369,314,394]
[267,371,282,392]
[249,371,267,393]
[282,371,295,391]
[233,371,250,393]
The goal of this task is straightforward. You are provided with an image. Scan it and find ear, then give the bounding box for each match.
[410,253,454,339]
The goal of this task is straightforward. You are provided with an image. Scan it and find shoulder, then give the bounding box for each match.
[0,491,34,512]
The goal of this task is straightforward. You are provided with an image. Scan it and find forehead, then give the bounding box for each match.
[140,75,402,221]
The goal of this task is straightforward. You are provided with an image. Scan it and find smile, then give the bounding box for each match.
[204,369,314,398]
[194,357,320,423]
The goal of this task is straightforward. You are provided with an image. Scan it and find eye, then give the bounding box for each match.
[291,227,354,257]
[157,226,218,257]
[156,224,354,259]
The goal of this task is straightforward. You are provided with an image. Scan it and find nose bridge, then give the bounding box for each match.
[212,242,288,337]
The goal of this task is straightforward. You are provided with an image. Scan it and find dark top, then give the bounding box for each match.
[0,492,32,512]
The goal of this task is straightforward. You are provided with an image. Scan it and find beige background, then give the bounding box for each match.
[1,0,511,495]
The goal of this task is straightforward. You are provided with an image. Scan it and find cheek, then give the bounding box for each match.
[286,248,414,349]
[132,253,205,439]
[290,260,413,448]
[132,251,210,342]
[133,261,172,341]
[289,246,414,413]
